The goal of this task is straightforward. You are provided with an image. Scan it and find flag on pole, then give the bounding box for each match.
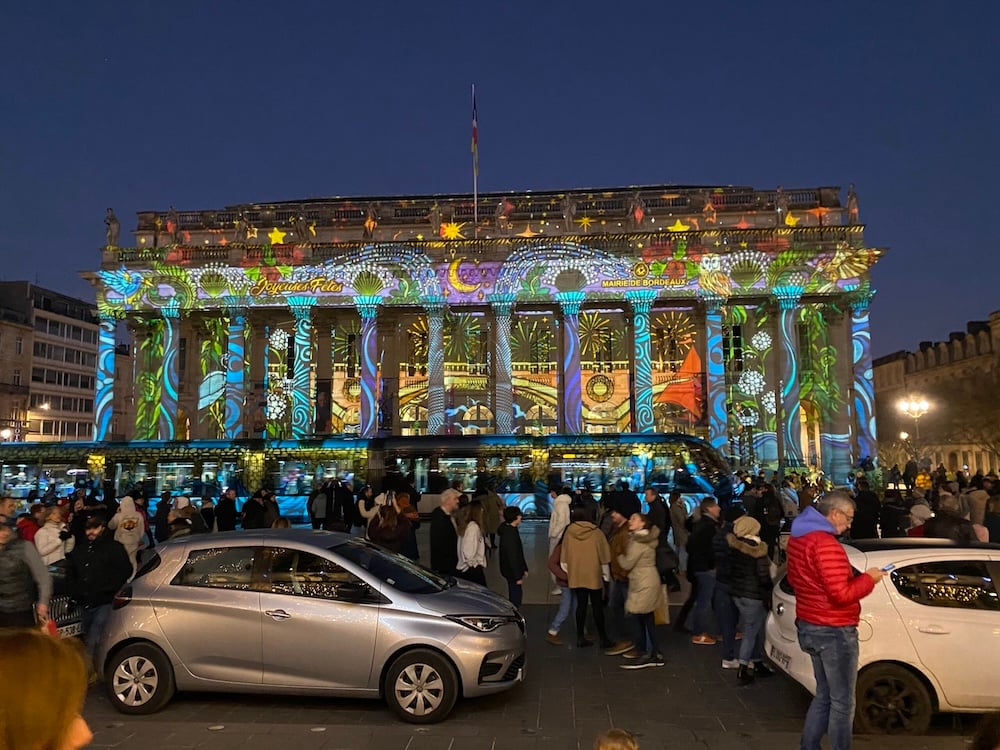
[471,85,479,177]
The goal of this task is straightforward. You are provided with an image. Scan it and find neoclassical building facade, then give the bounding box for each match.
[86,183,882,480]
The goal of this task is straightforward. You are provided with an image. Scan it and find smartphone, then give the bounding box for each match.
[881,563,895,572]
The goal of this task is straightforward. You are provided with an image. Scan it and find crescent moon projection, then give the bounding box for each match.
[448,259,481,294]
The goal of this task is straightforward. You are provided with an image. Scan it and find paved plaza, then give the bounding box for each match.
[82,521,977,749]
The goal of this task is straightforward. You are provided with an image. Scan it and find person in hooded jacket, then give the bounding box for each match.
[726,515,774,684]
[108,496,145,572]
[547,487,573,595]
[680,497,721,644]
[560,506,612,649]
[616,512,665,669]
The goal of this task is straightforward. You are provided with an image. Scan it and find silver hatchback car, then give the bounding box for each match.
[97,529,526,723]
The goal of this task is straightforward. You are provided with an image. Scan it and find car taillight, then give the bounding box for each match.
[112,585,132,610]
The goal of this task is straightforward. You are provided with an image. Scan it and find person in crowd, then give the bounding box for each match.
[578,488,600,523]
[680,497,721,644]
[498,506,528,607]
[456,501,487,585]
[475,480,506,555]
[548,486,573,595]
[779,479,800,522]
[241,490,269,530]
[561,506,613,649]
[333,478,355,531]
[726,515,774,684]
[261,490,280,528]
[751,483,784,554]
[850,479,881,539]
[16,502,45,543]
[0,629,94,750]
[308,483,329,530]
[394,491,420,560]
[65,514,133,672]
[429,488,460,575]
[925,493,982,542]
[271,516,291,529]
[712,503,744,670]
[368,501,411,555]
[199,493,216,533]
[668,490,689,580]
[984,496,1000,544]
[787,489,885,750]
[604,498,636,657]
[215,486,239,532]
[616,512,665,669]
[544,524,574,645]
[35,505,74,567]
[966,478,992,527]
[645,487,681,591]
[906,503,933,537]
[593,728,639,750]
[107,496,144,572]
[172,496,209,534]
[355,485,379,536]
[0,514,51,629]
[152,491,173,542]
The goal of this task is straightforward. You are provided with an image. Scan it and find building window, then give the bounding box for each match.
[12,369,20,386]
[15,337,22,355]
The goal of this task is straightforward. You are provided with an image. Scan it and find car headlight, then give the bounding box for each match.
[447,615,517,633]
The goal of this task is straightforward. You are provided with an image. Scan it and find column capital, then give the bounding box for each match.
[845,282,876,314]
[555,291,586,315]
[772,284,805,311]
[161,300,181,319]
[420,294,447,315]
[222,295,251,315]
[355,294,382,319]
[487,292,517,315]
[625,289,658,314]
[99,309,126,323]
[698,291,726,314]
[287,295,316,320]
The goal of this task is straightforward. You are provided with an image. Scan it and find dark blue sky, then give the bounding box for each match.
[1,0,995,356]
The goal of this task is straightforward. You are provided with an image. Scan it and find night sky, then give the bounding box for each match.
[1,0,995,357]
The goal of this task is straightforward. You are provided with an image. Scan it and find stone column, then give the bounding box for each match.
[822,307,854,483]
[159,304,181,440]
[626,290,657,434]
[93,314,117,440]
[701,293,729,452]
[355,295,381,439]
[489,293,516,434]
[423,296,446,435]
[848,284,878,462]
[223,299,248,439]
[556,291,585,434]
[774,285,805,468]
[288,297,315,439]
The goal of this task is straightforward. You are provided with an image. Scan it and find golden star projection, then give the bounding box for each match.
[784,213,800,227]
[440,222,466,240]
[667,219,690,232]
[267,227,287,244]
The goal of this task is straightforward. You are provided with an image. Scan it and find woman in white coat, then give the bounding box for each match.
[34,505,74,566]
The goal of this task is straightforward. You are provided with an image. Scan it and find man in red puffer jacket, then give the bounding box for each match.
[786,489,886,750]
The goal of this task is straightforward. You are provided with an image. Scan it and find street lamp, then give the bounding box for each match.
[0,429,10,441]
[899,431,909,441]
[897,396,931,439]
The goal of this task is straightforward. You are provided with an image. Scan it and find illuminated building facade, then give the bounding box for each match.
[86,184,882,482]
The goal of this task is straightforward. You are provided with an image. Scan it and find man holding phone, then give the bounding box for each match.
[787,489,886,750]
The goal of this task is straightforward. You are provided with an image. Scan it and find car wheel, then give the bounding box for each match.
[384,649,458,724]
[855,663,933,734]
[105,643,176,715]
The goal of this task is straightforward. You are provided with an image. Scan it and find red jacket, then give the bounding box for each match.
[786,507,875,627]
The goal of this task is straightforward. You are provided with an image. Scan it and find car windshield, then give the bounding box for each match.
[333,539,451,595]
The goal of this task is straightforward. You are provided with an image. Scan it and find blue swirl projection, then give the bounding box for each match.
[703,302,727,451]
[158,307,180,439]
[289,299,315,439]
[93,316,117,440]
[356,295,381,438]
[424,297,446,435]
[557,292,585,434]
[851,303,877,460]
[627,291,656,433]
[774,286,804,466]
[224,309,246,439]
[490,294,516,434]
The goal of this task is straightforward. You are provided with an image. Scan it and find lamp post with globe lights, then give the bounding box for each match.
[897,396,930,439]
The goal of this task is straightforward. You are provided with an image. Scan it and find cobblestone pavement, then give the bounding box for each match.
[82,522,975,749]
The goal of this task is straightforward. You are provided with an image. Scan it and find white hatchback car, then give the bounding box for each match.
[765,538,1000,734]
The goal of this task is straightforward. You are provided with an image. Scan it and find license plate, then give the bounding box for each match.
[769,643,791,670]
[58,622,83,638]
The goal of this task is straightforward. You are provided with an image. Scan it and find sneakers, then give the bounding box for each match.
[604,640,634,656]
[737,663,755,685]
[620,653,665,670]
[550,587,562,595]
[753,661,776,677]
[545,632,562,646]
[621,649,642,659]
[691,634,717,645]
[721,658,740,669]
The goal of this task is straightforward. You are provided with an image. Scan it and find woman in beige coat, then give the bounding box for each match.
[617,513,665,669]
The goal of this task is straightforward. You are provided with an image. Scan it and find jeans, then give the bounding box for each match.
[607,579,630,643]
[82,603,112,668]
[733,596,766,664]
[573,588,609,644]
[712,585,740,660]
[689,570,716,634]
[506,579,523,608]
[632,611,659,656]
[797,621,859,750]
[548,585,574,634]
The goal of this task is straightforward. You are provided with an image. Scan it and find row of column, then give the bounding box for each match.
[92,291,878,473]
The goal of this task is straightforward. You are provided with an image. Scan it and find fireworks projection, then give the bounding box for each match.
[289,297,315,439]
[774,285,805,465]
[490,294,516,434]
[424,297,446,435]
[356,296,381,439]
[627,290,657,433]
[556,292,585,434]
[158,306,180,439]
[702,295,728,451]
[224,304,247,439]
[849,286,878,461]
[93,315,117,440]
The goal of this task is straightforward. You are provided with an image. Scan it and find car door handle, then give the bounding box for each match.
[265,609,291,621]
[917,624,949,635]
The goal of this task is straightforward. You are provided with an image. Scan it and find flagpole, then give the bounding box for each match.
[471,83,478,237]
